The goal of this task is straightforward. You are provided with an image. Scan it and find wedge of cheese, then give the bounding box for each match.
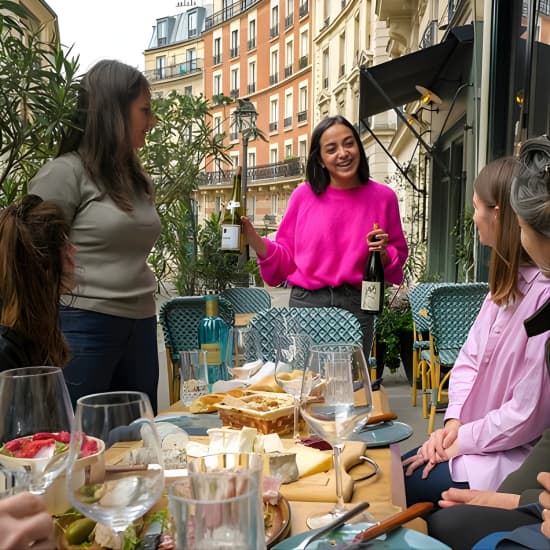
[285,444,333,478]
[206,426,258,454]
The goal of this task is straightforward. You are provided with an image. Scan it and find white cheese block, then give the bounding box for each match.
[206,426,258,454]
[265,452,299,484]
[255,433,285,454]
[285,444,333,477]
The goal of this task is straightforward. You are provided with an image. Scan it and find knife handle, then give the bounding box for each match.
[366,412,398,425]
[352,501,434,542]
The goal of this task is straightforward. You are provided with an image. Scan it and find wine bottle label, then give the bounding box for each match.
[221,224,241,250]
[361,281,382,311]
[201,343,221,365]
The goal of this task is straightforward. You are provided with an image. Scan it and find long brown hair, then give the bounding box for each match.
[0,195,70,366]
[474,157,532,305]
[58,59,153,211]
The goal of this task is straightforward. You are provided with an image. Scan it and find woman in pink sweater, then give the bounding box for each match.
[242,115,408,357]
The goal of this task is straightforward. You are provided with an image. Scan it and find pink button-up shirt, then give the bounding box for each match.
[446,266,550,490]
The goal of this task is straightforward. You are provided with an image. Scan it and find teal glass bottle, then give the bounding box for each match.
[198,295,229,389]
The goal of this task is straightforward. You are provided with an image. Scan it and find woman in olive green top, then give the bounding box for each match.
[30,60,161,411]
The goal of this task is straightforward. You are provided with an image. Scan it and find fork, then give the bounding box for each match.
[294,501,371,550]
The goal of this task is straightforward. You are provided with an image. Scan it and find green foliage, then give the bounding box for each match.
[0,0,80,204]
[452,207,475,282]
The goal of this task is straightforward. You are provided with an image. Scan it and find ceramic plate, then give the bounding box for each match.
[272,523,451,549]
[155,413,222,435]
[349,421,413,448]
[266,495,292,548]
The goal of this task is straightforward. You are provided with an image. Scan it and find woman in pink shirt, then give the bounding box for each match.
[242,116,408,357]
[402,157,550,505]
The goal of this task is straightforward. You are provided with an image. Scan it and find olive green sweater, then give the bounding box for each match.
[30,152,160,319]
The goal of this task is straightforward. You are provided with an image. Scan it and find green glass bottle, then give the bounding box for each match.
[361,223,385,314]
[220,166,244,252]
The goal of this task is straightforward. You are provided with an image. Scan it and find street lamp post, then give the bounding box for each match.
[233,98,258,265]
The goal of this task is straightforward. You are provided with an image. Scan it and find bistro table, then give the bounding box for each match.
[154,386,426,537]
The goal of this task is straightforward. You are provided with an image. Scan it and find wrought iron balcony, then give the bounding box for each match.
[247,83,256,94]
[269,73,279,85]
[284,116,292,128]
[297,110,307,123]
[205,0,261,30]
[197,157,306,187]
[212,53,222,65]
[269,121,278,132]
[299,55,308,69]
[144,58,203,82]
[248,38,256,50]
[229,88,239,98]
[299,1,308,18]
[230,47,239,58]
[270,24,279,38]
[285,14,294,29]
[284,64,293,77]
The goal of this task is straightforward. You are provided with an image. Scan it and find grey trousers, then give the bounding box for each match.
[289,285,375,361]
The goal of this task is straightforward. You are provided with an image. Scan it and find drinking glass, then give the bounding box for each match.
[0,366,74,496]
[169,471,260,550]
[66,391,164,543]
[274,332,312,441]
[180,350,209,406]
[299,343,373,529]
[225,326,264,383]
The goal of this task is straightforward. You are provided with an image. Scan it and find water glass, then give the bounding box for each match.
[169,472,260,550]
[179,350,209,406]
[225,326,264,383]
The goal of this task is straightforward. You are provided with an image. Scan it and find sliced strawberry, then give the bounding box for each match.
[3,437,25,452]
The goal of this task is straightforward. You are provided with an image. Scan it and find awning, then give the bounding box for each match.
[360,25,474,119]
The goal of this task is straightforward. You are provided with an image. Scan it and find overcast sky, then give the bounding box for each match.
[46,0,179,72]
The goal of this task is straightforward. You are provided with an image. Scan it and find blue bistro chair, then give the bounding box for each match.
[220,287,272,314]
[426,283,488,433]
[407,283,445,416]
[159,296,235,405]
[249,306,363,362]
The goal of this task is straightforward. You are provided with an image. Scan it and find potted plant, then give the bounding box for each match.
[374,285,414,382]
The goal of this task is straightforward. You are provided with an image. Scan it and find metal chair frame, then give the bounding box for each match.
[249,306,363,362]
[159,296,235,405]
[426,283,488,433]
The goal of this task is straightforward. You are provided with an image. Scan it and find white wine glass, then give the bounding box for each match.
[225,326,264,383]
[274,332,312,441]
[0,366,74,497]
[66,391,164,543]
[299,343,373,529]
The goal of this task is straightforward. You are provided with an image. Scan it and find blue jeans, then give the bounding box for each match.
[60,307,159,413]
[402,446,469,506]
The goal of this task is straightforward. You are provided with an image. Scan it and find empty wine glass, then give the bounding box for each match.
[225,326,264,383]
[66,391,164,544]
[0,366,74,496]
[299,343,373,529]
[274,332,312,441]
[180,350,209,406]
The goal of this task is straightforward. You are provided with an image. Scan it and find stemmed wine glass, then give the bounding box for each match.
[299,343,373,529]
[66,391,164,544]
[226,326,264,384]
[0,366,74,496]
[274,332,312,441]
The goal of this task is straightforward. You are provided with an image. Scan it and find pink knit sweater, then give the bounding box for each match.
[258,180,408,289]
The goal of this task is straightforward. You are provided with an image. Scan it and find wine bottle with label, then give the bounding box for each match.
[361,223,385,314]
[220,166,243,252]
[198,295,229,389]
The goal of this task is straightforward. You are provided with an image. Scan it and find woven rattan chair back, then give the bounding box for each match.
[159,296,235,404]
[220,287,272,314]
[249,306,363,362]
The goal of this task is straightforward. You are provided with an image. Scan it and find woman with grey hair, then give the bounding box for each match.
[427,135,550,549]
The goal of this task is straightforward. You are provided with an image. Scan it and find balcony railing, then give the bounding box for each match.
[285,13,294,28]
[247,82,256,93]
[212,53,222,65]
[299,55,308,69]
[229,88,239,98]
[297,110,307,123]
[284,64,293,77]
[269,73,279,85]
[270,24,279,38]
[144,58,204,82]
[229,131,238,141]
[205,0,261,29]
[248,38,256,50]
[299,1,308,18]
[198,158,306,186]
[230,47,239,58]
[284,116,292,128]
[269,121,278,132]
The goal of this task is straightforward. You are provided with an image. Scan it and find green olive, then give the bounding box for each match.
[65,517,96,544]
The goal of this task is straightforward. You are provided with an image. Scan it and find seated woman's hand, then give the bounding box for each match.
[0,492,55,550]
[438,487,520,510]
